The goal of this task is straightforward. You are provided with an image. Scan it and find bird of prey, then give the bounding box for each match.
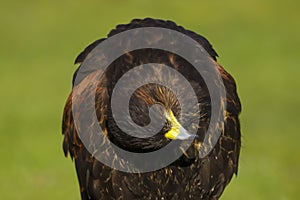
[62,18,241,200]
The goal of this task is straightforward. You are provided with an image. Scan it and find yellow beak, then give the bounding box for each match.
[164,110,197,140]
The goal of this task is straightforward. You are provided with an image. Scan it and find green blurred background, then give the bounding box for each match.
[0,0,299,199]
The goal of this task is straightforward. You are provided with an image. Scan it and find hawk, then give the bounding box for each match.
[62,18,241,200]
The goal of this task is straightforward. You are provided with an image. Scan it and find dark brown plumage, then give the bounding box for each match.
[62,18,241,200]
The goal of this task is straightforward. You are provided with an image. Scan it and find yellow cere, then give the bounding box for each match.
[164,110,181,140]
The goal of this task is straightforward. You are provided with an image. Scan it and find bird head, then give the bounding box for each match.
[101,49,209,166]
[106,83,203,166]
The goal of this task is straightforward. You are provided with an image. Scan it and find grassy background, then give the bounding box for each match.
[0,0,299,199]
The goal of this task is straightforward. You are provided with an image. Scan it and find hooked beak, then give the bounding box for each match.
[165,125,197,140]
[163,109,198,140]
